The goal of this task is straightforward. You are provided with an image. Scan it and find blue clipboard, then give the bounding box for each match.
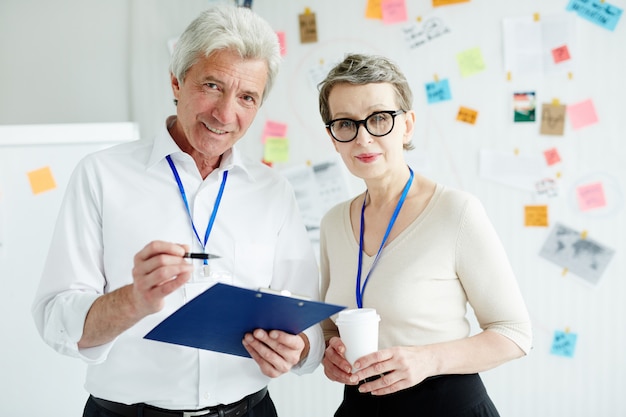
[144,283,345,358]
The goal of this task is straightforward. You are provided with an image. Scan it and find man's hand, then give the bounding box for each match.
[78,241,193,348]
[130,240,194,317]
[242,330,310,377]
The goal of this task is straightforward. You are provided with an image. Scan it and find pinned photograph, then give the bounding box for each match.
[513,91,536,122]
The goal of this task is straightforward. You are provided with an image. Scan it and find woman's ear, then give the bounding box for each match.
[403,110,416,145]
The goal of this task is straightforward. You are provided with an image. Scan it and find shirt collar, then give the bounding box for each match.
[147,116,253,180]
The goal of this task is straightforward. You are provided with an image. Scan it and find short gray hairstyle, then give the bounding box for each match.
[318,53,414,150]
[170,5,281,103]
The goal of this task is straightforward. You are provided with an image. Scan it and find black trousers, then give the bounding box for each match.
[83,392,278,417]
[335,374,500,417]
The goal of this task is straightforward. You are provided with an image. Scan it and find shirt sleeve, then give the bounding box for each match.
[31,157,111,363]
[270,185,324,374]
[455,196,533,354]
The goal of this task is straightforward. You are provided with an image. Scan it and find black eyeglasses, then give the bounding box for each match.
[325,110,405,143]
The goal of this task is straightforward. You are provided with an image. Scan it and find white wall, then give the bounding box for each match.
[1,0,625,416]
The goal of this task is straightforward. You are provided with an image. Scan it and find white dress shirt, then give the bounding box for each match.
[32,118,323,409]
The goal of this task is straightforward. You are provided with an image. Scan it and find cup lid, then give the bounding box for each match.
[336,307,380,324]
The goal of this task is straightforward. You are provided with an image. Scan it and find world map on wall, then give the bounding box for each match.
[539,222,615,285]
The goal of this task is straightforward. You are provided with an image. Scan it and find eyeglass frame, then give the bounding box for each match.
[325,109,406,143]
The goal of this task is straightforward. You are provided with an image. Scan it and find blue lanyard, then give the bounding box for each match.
[356,167,414,308]
[166,155,228,264]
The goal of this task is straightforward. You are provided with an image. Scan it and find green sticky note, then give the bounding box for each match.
[264,137,289,162]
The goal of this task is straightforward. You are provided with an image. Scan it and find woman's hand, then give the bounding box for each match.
[350,346,434,395]
[322,336,358,385]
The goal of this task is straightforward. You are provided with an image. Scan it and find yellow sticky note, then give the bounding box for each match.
[365,0,383,19]
[27,166,57,195]
[524,205,548,227]
[456,106,478,124]
[264,137,289,162]
[457,47,486,78]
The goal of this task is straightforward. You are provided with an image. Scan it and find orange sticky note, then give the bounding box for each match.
[381,0,408,24]
[456,106,478,124]
[543,148,561,166]
[365,0,383,19]
[576,182,606,211]
[27,166,57,195]
[432,0,470,6]
[524,205,548,227]
[567,99,598,130]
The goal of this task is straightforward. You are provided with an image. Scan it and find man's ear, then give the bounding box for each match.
[171,73,181,101]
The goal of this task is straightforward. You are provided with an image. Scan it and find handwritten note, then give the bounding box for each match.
[536,178,559,198]
[299,11,318,44]
[540,102,566,135]
[543,148,561,166]
[551,44,571,63]
[402,13,451,50]
[27,166,57,195]
[456,106,478,124]
[576,181,607,211]
[456,47,486,78]
[550,330,578,358]
[425,79,452,104]
[567,99,598,130]
[264,137,289,162]
[524,205,548,227]
[382,0,407,24]
[566,0,623,31]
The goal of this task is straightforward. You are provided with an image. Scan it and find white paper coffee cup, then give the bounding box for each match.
[335,308,380,372]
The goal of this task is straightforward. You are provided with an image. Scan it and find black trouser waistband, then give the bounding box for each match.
[91,387,267,417]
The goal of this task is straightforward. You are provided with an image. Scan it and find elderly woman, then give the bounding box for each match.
[318,53,532,417]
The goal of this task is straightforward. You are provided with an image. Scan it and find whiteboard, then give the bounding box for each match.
[0,123,139,415]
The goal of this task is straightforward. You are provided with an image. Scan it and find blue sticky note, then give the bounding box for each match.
[425,79,452,104]
[566,0,623,31]
[550,330,578,358]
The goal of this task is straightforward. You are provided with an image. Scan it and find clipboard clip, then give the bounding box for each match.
[257,287,312,301]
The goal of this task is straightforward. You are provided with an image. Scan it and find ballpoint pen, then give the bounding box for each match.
[182,252,221,260]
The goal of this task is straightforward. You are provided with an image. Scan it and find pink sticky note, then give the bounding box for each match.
[543,147,561,166]
[567,99,598,130]
[276,31,287,56]
[552,45,571,63]
[262,120,288,143]
[576,182,606,211]
[381,0,407,24]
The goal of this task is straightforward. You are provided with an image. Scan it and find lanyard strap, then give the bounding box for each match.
[166,155,228,264]
[356,167,414,308]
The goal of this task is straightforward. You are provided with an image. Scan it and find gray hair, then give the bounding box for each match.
[170,5,281,103]
[318,53,414,150]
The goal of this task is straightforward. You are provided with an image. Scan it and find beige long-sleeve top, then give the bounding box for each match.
[320,184,532,354]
